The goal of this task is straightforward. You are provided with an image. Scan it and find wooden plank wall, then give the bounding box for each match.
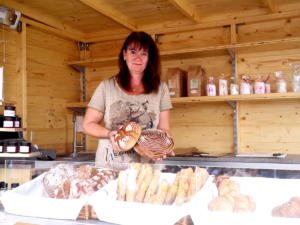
[26,27,82,153]
[86,16,300,154]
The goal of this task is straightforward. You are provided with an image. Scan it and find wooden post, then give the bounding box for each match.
[16,22,27,139]
[231,24,237,45]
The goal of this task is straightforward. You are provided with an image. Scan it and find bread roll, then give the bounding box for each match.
[153,179,169,205]
[144,170,161,203]
[209,196,234,212]
[115,122,142,151]
[135,165,153,202]
[218,180,240,197]
[117,171,128,201]
[272,201,300,218]
[234,195,256,213]
[134,129,174,159]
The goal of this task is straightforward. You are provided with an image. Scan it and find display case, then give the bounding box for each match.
[2,160,300,225]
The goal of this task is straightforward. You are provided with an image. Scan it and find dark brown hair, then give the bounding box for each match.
[117,32,161,94]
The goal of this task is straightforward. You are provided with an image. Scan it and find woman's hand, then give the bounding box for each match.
[108,131,119,151]
[152,151,175,161]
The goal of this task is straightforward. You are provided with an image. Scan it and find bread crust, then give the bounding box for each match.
[115,122,142,151]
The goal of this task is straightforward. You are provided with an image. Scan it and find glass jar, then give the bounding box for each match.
[11,183,19,190]
[4,106,15,117]
[20,142,31,154]
[6,141,19,153]
[3,117,14,128]
[0,141,3,153]
[0,182,6,197]
[14,117,22,128]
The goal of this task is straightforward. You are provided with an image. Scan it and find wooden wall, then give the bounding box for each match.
[85,17,300,154]
[26,27,81,153]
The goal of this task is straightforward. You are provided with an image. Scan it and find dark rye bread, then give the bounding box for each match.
[134,129,174,159]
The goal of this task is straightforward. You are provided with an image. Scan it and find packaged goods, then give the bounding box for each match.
[290,62,300,92]
[167,68,187,98]
[240,76,252,95]
[206,77,216,96]
[275,71,287,93]
[187,66,203,97]
[264,73,271,93]
[115,122,142,151]
[230,77,239,95]
[254,74,265,94]
[218,73,228,96]
[201,68,206,96]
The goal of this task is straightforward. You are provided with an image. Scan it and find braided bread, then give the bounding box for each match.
[134,129,174,159]
[115,122,142,151]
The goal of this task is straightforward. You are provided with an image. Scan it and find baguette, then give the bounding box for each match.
[174,169,190,206]
[144,170,161,203]
[125,169,138,202]
[117,171,128,201]
[136,164,147,190]
[135,165,153,202]
[148,194,157,204]
[153,179,169,205]
[164,172,180,205]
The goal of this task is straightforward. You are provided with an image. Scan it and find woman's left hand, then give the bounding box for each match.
[153,151,175,161]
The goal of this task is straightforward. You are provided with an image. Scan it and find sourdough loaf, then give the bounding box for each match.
[115,122,142,151]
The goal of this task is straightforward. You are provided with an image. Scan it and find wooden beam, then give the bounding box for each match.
[262,0,277,13]
[79,0,138,31]
[1,0,85,41]
[168,0,201,24]
[16,22,27,140]
[231,24,237,44]
[20,17,85,42]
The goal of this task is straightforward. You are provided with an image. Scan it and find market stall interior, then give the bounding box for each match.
[1,0,300,223]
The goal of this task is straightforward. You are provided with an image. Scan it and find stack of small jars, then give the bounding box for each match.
[3,106,21,128]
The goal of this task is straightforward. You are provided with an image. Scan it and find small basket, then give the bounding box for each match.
[77,204,91,220]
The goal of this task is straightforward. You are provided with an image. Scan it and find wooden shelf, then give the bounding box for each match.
[0,101,14,107]
[0,152,40,158]
[66,37,300,67]
[66,93,300,111]
[0,128,27,132]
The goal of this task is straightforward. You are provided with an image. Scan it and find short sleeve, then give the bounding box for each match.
[160,81,173,112]
[87,81,106,113]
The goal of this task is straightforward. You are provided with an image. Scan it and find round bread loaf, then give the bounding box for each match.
[74,165,98,180]
[133,129,174,159]
[115,122,142,151]
[43,164,77,198]
[234,195,256,213]
[209,196,234,212]
[218,180,240,197]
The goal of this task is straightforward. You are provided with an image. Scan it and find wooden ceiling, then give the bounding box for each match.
[1,0,300,42]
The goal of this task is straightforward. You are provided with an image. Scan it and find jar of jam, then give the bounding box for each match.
[6,142,18,153]
[4,106,15,117]
[0,141,3,153]
[11,183,19,190]
[14,117,21,128]
[3,117,14,128]
[20,142,31,154]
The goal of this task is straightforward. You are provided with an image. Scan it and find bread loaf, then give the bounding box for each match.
[125,169,138,202]
[209,196,234,212]
[90,170,114,191]
[115,122,142,151]
[153,179,169,205]
[134,129,174,159]
[54,178,72,199]
[135,165,153,203]
[144,170,161,203]
[43,164,77,198]
[164,171,180,205]
[234,195,256,213]
[174,169,190,206]
[272,198,300,218]
[69,178,83,199]
[74,165,98,180]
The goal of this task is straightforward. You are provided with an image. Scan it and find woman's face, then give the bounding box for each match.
[123,44,149,76]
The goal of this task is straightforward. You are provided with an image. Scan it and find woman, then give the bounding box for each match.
[82,31,175,166]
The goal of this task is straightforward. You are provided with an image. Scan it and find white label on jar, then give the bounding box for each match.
[15,121,19,127]
[0,146,3,152]
[20,146,29,153]
[3,121,13,128]
[7,146,17,153]
[4,110,15,117]
[170,91,175,96]
[191,90,197,94]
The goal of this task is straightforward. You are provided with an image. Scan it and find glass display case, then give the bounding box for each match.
[2,160,300,225]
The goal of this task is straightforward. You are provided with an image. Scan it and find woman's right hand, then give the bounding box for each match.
[108,131,119,151]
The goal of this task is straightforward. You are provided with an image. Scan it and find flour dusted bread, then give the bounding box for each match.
[115,122,142,151]
[74,165,98,180]
[43,164,77,198]
[209,196,234,212]
[272,197,300,218]
[134,129,174,159]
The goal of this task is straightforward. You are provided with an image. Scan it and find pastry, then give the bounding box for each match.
[209,196,234,212]
[234,195,256,213]
[134,129,174,159]
[213,175,231,187]
[115,122,142,151]
[218,180,240,197]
